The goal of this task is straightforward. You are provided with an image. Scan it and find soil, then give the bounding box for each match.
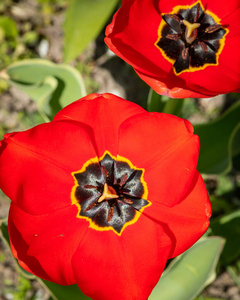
[203,272,240,300]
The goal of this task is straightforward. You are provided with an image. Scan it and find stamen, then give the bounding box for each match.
[198,41,208,52]
[124,198,134,204]
[183,20,200,44]
[193,3,200,23]
[205,24,222,34]
[101,166,109,177]
[107,206,114,222]
[84,201,97,212]
[98,183,119,203]
[166,34,180,41]
[182,48,189,60]
[84,185,98,189]
[119,173,128,186]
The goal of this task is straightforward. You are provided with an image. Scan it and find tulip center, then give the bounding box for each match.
[71,151,151,235]
[155,0,228,74]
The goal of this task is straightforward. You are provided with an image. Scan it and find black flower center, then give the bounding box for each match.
[71,152,150,235]
[156,1,228,74]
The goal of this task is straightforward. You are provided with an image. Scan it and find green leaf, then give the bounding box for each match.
[211,210,240,265]
[11,76,58,122]
[40,280,91,300]
[195,100,240,174]
[227,266,240,290]
[149,237,225,300]
[63,0,119,62]
[6,59,86,119]
[0,16,18,38]
[0,221,10,244]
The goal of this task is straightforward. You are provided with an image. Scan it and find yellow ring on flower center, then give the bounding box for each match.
[71,151,150,236]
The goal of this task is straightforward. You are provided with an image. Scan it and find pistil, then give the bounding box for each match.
[98,183,119,203]
[182,20,201,44]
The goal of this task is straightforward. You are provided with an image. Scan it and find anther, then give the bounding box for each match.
[107,206,114,222]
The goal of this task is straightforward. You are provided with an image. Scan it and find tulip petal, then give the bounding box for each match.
[201,0,240,20]
[142,171,211,258]
[54,93,145,157]
[8,202,89,285]
[105,0,172,76]
[0,121,98,215]
[135,70,210,98]
[179,65,240,97]
[71,213,172,300]
[105,0,240,97]
[118,112,200,207]
[1,93,211,300]
[156,0,197,14]
[222,6,240,37]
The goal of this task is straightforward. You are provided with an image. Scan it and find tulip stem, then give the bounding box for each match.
[147,89,185,116]
[162,97,184,116]
[147,89,166,112]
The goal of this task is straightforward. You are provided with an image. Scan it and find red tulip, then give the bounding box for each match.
[105,0,240,98]
[0,93,211,300]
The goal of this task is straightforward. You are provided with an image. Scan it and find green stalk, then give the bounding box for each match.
[147,88,185,116]
[162,97,185,116]
[147,88,166,112]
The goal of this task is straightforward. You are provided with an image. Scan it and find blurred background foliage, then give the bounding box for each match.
[0,0,240,300]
